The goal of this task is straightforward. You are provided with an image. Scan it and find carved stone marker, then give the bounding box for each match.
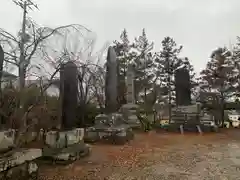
[0,45,4,126]
[126,64,135,104]
[60,61,78,130]
[105,46,118,113]
[175,68,191,106]
[0,45,3,85]
[43,62,90,162]
[120,64,140,128]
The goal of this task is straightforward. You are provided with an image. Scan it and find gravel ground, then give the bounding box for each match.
[39,130,240,180]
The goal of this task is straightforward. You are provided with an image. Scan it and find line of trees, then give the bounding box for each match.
[113,29,240,126]
[114,29,240,107]
[1,0,240,132]
[113,29,196,112]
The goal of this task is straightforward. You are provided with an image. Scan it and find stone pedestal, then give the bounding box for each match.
[0,129,15,152]
[45,128,85,148]
[84,128,99,142]
[120,103,141,128]
[45,130,58,147]
[120,64,140,128]
[43,128,89,161]
[38,129,45,141]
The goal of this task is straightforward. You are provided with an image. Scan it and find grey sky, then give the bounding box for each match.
[1,0,240,75]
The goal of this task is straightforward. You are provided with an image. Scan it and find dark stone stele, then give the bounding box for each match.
[60,61,78,130]
[0,45,3,73]
[175,68,191,106]
[105,46,118,113]
[0,45,4,126]
[0,45,4,84]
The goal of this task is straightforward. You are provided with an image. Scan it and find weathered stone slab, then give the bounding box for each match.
[0,129,15,152]
[45,128,85,148]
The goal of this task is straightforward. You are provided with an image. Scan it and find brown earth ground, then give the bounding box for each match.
[39,129,240,180]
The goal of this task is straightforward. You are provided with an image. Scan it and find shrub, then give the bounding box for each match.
[76,103,101,127]
[0,85,60,130]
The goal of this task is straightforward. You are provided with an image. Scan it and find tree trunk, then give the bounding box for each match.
[144,86,147,102]
[168,73,172,122]
[18,1,27,90]
[220,95,225,128]
[79,101,86,128]
[18,66,26,90]
[18,66,26,130]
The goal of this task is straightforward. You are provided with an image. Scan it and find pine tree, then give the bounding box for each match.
[231,37,240,98]
[199,47,238,125]
[113,29,135,106]
[132,29,154,105]
[154,37,194,106]
[199,47,237,97]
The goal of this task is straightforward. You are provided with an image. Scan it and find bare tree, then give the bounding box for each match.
[39,26,109,124]
[0,0,91,90]
[92,67,105,110]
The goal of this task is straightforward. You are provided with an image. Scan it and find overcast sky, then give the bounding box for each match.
[1,0,240,75]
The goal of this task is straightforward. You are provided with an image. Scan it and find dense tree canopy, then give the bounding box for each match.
[199,47,238,101]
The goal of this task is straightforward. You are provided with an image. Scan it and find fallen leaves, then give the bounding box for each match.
[39,130,240,180]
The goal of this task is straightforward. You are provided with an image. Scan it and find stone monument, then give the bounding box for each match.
[42,61,90,163]
[126,64,135,104]
[84,47,137,144]
[105,46,118,113]
[0,45,3,86]
[120,64,140,128]
[60,61,78,130]
[175,68,191,106]
[0,45,4,126]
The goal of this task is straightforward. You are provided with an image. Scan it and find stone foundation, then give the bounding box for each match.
[45,128,85,148]
[120,103,141,128]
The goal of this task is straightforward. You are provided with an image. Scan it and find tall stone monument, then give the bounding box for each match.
[175,68,191,106]
[0,45,4,126]
[43,61,90,162]
[120,64,140,128]
[0,45,3,86]
[126,64,135,104]
[60,61,78,130]
[105,46,118,113]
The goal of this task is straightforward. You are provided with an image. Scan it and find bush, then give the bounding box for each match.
[0,85,60,130]
[76,103,101,127]
[137,109,152,132]
[0,84,102,130]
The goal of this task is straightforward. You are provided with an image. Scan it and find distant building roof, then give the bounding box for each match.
[2,71,17,78]
[25,78,60,88]
[229,110,240,115]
